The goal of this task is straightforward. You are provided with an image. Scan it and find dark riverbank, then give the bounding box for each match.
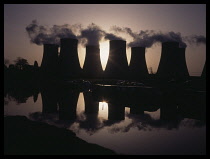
[4,116,117,155]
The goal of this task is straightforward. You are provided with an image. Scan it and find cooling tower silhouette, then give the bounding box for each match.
[156,42,189,80]
[83,45,103,79]
[59,38,81,79]
[104,40,129,79]
[201,62,206,78]
[177,47,189,78]
[129,47,149,80]
[40,44,59,78]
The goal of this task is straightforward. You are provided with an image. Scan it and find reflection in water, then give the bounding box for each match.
[41,88,58,114]
[58,89,79,120]
[4,85,206,155]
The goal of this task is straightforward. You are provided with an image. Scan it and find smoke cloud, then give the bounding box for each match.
[130,31,187,48]
[25,20,79,45]
[104,33,125,41]
[26,20,205,48]
[184,35,206,46]
[111,26,187,48]
[78,23,105,46]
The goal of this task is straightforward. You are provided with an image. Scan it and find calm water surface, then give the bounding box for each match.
[4,87,206,155]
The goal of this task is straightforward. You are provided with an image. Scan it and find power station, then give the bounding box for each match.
[104,40,129,79]
[39,39,198,81]
[129,47,148,80]
[83,45,103,79]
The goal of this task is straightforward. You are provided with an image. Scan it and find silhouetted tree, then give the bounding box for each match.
[9,64,15,69]
[14,57,29,70]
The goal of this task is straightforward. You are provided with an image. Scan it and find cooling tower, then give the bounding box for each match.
[59,38,81,79]
[40,44,59,78]
[129,47,149,80]
[104,40,129,79]
[157,42,189,80]
[83,45,103,79]
[201,62,206,78]
[176,47,189,78]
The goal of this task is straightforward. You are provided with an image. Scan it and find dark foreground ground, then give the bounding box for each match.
[4,116,117,155]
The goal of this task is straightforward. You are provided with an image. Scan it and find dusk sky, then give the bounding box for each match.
[4,4,206,76]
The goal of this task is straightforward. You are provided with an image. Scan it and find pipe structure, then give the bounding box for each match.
[40,44,59,78]
[104,40,129,79]
[83,45,103,79]
[129,47,148,80]
[59,38,81,80]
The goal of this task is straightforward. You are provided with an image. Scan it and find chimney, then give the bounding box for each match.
[104,40,129,79]
[129,47,148,80]
[40,44,59,78]
[59,38,81,80]
[83,45,103,79]
[156,42,180,79]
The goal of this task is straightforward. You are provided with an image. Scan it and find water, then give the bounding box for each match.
[4,86,206,155]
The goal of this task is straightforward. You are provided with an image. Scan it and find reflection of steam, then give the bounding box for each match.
[107,111,206,134]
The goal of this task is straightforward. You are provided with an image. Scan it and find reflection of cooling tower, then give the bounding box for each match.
[41,44,59,78]
[83,45,103,79]
[201,62,206,78]
[157,42,189,80]
[41,88,58,114]
[58,90,79,120]
[59,38,81,79]
[160,104,178,121]
[130,106,144,115]
[129,47,148,79]
[84,91,99,114]
[105,40,128,79]
[108,104,125,120]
